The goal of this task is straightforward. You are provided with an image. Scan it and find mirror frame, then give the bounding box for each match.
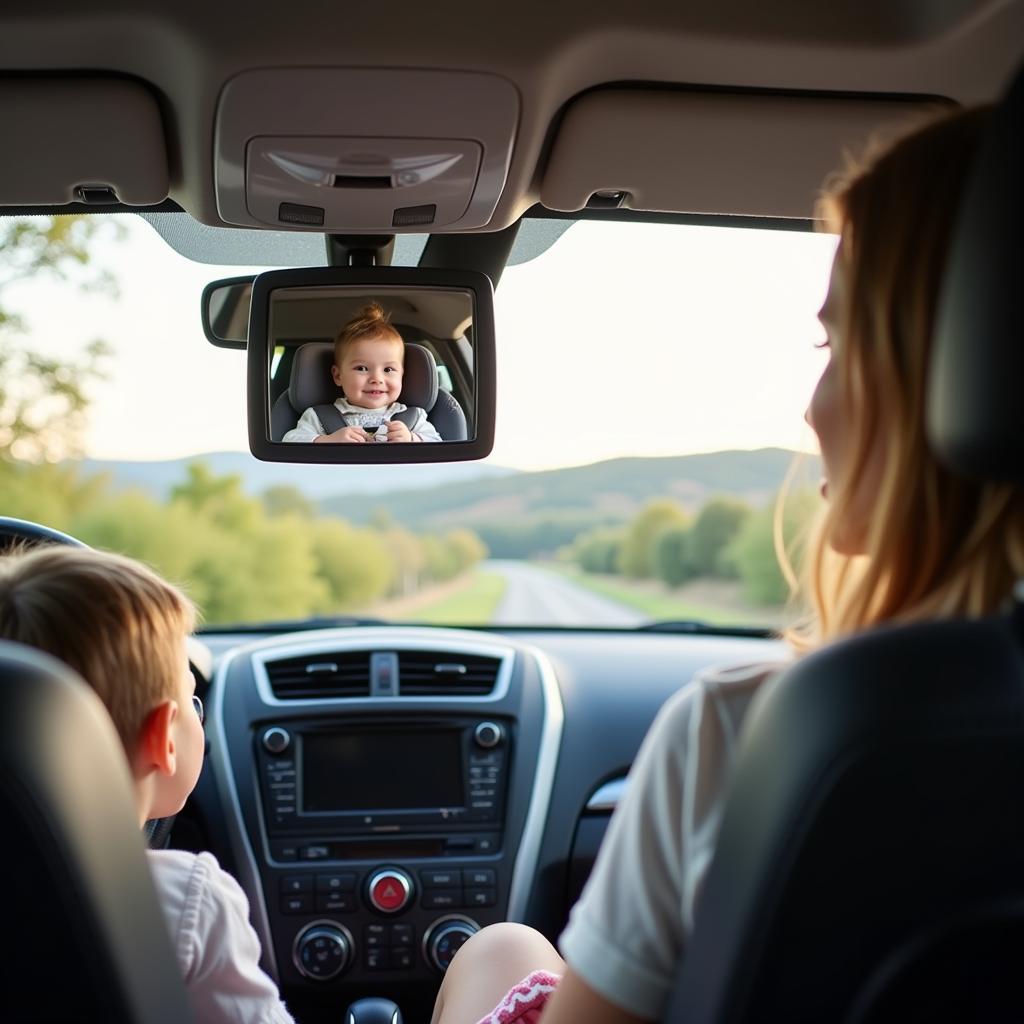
[201,274,255,349]
[246,266,496,464]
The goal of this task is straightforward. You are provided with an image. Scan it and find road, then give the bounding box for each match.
[486,560,647,627]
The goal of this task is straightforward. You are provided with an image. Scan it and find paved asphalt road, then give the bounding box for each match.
[486,560,648,627]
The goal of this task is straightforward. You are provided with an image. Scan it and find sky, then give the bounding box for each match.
[6,214,836,472]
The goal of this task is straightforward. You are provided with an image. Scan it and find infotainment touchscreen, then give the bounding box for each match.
[301,729,464,813]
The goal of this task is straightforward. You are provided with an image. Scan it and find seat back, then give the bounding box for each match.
[271,340,467,440]
[0,641,193,1023]
[666,614,1024,1023]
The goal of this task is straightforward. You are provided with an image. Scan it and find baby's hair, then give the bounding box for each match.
[0,546,196,754]
[333,301,404,365]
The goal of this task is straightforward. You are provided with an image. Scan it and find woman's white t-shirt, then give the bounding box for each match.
[558,661,783,1020]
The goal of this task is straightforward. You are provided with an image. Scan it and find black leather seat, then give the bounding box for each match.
[663,64,1024,1024]
[0,641,193,1023]
[271,341,468,441]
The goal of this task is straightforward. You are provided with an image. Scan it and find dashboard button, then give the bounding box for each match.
[423,889,460,910]
[390,924,414,947]
[316,892,354,912]
[262,727,291,754]
[465,888,496,908]
[281,875,313,894]
[463,869,496,887]
[316,872,356,892]
[367,869,413,913]
[301,845,330,860]
[364,924,387,948]
[281,893,313,914]
[391,949,415,970]
[421,870,460,888]
[474,835,500,854]
[365,947,388,970]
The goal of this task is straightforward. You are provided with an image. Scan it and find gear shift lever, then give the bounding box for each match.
[345,997,403,1024]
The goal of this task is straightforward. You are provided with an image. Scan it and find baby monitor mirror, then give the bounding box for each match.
[246,267,496,464]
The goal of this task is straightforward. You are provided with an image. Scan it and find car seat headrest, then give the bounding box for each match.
[288,341,439,412]
[927,63,1024,484]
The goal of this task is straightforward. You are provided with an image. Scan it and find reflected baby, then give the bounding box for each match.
[282,302,442,444]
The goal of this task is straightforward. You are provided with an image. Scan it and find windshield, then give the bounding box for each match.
[0,213,834,630]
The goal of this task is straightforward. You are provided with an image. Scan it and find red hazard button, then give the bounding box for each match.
[368,869,413,913]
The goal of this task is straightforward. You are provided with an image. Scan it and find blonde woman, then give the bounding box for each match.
[429,106,1024,1024]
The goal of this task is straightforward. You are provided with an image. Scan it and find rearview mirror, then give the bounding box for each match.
[246,267,496,463]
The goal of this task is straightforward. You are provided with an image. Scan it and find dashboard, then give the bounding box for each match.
[196,625,786,1019]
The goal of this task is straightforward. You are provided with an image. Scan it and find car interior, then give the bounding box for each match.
[2,2,1023,1022]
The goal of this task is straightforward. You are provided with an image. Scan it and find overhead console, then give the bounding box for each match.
[213,69,519,233]
[207,627,561,1004]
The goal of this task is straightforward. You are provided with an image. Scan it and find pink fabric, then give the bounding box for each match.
[474,970,561,1024]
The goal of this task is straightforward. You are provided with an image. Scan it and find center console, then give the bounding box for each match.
[208,629,562,1008]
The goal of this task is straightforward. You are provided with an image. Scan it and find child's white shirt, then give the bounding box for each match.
[148,848,295,1024]
[282,398,443,443]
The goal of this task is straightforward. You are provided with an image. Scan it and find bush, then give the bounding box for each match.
[653,525,693,587]
[688,498,751,578]
[617,500,688,579]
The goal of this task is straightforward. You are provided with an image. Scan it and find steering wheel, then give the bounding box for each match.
[0,515,177,847]
[0,516,87,552]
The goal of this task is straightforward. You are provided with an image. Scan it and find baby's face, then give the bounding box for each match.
[332,336,404,410]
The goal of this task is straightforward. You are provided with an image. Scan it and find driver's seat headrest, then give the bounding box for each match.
[928,64,1024,484]
[288,341,439,412]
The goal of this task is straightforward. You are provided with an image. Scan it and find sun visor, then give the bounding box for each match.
[0,78,169,206]
[541,90,945,219]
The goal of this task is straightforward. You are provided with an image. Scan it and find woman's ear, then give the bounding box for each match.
[135,699,178,777]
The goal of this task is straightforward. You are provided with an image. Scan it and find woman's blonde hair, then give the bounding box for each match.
[790,107,1024,650]
[333,301,403,364]
[0,546,196,753]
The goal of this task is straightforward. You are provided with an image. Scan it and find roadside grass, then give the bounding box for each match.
[552,564,786,628]
[400,571,508,625]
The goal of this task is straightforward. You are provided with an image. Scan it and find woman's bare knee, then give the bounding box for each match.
[432,923,564,1024]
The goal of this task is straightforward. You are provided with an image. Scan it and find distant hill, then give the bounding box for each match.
[77,451,518,500]
[322,448,820,528]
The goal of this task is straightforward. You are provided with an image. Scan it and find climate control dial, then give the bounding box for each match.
[292,921,353,981]
[423,915,480,972]
[262,726,291,754]
[367,868,414,914]
[474,721,503,749]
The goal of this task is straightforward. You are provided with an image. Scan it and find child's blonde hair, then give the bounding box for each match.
[333,301,403,365]
[788,106,1024,650]
[0,546,196,753]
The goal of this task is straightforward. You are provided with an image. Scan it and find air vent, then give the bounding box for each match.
[397,651,502,696]
[265,652,372,699]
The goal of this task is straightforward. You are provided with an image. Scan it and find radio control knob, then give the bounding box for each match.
[262,727,291,754]
[367,868,414,914]
[293,921,352,981]
[474,721,503,749]
[424,916,480,972]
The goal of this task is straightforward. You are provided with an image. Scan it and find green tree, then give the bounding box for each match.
[617,499,688,579]
[728,491,818,605]
[262,484,317,519]
[310,518,393,611]
[0,216,121,462]
[688,498,751,578]
[570,526,625,574]
[653,525,693,587]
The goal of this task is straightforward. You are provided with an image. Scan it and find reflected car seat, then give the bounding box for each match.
[270,341,468,441]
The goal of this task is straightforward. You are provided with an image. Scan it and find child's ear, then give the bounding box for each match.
[331,364,344,388]
[134,699,178,778]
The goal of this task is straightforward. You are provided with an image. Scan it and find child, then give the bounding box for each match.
[0,546,297,1024]
[282,301,443,444]
[429,107,1024,1024]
